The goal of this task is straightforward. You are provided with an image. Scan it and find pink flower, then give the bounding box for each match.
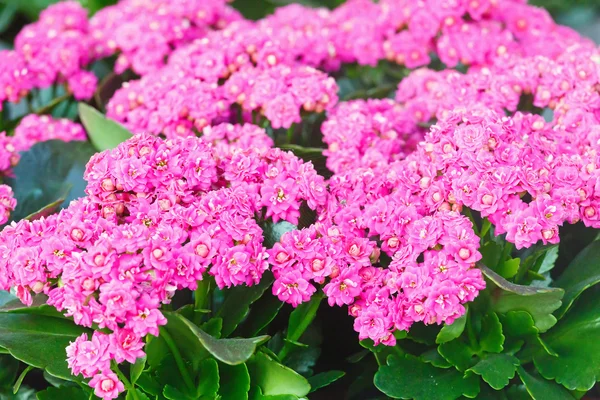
[273,270,316,307]
[89,371,125,400]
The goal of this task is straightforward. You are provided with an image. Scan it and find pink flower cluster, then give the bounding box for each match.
[0,126,327,397]
[322,37,600,250]
[223,65,338,129]
[0,0,241,111]
[270,154,487,345]
[107,62,337,136]
[322,99,424,174]
[0,185,16,225]
[0,115,86,177]
[0,2,97,107]
[106,69,229,137]
[13,114,87,151]
[90,0,241,75]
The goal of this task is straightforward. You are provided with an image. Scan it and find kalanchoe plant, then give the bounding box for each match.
[0,0,599,399]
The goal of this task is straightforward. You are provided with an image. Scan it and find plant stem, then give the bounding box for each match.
[466,313,479,355]
[373,351,385,366]
[194,277,212,324]
[35,92,72,115]
[160,327,196,391]
[462,208,480,236]
[278,291,324,361]
[111,361,139,400]
[286,124,295,144]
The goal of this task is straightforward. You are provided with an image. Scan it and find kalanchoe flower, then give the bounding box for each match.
[0,129,327,396]
[13,115,87,151]
[0,185,16,225]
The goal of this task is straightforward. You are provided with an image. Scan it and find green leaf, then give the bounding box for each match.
[279,291,324,360]
[468,354,519,390]
[36,386,89,400]
[0,4,17,35]
[13,366,32,394]
[537,245,559,274]
[0,314,89,381]
[0,295,64,319]
[502,311,538,338]
[249,386,299,400]
[480,312,504,353]
[24,197,65,221]
[501,311,556,356]
[145,335,169,370]
[420,349,452,369]
[438,339,475,372]
[200,317,223,338]
[78,103,133,151]
[216,273,274,337]
[196,358,219,398]
[286,291,323,344]
[155,355,194,399]
[163,384,194,400]
[374,354,480,400]
[533,288,600,391]
[7,140,96,222]
[436,307,468,344]
[497,258,521,279]
[130,355,146,385]
[136,372,161,396]
[0,354,19,388]
[239,294,284,337]
[552,241,600,319]
[218,363,251,400]
[125,389,150,400]
[308,370,345,393]
[262,221,297,249]
[278,145,331,179]
[480,264,563,332]
[162,312,210,372]
[0,292,15,307]
[517,367,575,400]
[247,352,310,397]
[283,345,320,377]
[167,313,269,366]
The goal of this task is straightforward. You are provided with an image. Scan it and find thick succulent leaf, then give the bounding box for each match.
[78,103,133,151]
[480,264,563,332]
[517,367,575,400]
[468,354,519,390]
[247,352,311,397]
[374,354,480,400]
[216,273,274,337]
[166,313,269,366]
[533,288,600,391]
[7,140,96,222]
[0,314,89,381]
[436,307,468,344]
[218,363,251,400]
[552,241,600,318]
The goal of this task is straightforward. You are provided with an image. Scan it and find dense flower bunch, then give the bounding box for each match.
[271,154,487,344]
[322,99,424,174]
[0,2,97,107]
[223,65,338,129]
[12,114,87,151]
[0,127,327,398]
[106,69,230,137]
[0,115,86,177]
[0,0,240,111]
[0,185,16,225]
[90,0,241,75]
[107,62,338,136]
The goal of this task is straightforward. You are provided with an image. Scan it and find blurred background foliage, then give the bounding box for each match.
[0,0,598,44]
